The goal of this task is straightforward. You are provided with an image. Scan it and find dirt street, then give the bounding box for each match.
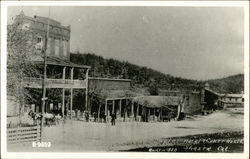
[8,109,244,152]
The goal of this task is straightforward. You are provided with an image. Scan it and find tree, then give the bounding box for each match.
[148,79,159,95]
[7,22,41,123]
[88,80,107,121]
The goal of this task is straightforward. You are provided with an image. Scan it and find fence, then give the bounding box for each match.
[7,125,41,144]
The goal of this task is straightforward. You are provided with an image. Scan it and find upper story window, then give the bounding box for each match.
[46,38,51,55]
[63,40,67,56]
[36,36,43,51]
[55,39,59,56]
[37,37,42,43]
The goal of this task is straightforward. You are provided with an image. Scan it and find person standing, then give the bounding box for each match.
[93,112,97,122]
[85,111,89,122]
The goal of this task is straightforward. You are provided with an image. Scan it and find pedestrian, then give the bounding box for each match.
[103,114,106,123]
[85,111,89,122]
[93,112,97,122]
[111,113,116,126]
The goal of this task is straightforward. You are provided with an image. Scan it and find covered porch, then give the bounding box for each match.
[23,56,90,119]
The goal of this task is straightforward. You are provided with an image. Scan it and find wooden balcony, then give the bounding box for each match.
[23,78,87,89]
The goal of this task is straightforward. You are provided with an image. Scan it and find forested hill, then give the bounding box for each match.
[207,74,244,94]
[70,53,243,94]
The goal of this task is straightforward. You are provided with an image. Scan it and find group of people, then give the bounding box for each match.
[28,109,117,126]
[83,110,116,126]
[28,110,63,126]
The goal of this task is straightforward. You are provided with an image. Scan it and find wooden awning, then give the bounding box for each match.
[132,96,181,108]
[29,55,90,69]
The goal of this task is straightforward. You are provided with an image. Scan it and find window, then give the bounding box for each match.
[46,38,51,55]
[37,37,42,43]
[63,41,67,56]
[36,36,43,51]
[55,39,59,56]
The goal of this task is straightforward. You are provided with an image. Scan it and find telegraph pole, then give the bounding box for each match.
[41,8,50,141]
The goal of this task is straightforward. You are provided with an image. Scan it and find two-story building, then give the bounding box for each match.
[9,11,90,119]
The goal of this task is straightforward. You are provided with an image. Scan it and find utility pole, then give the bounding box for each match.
[41,8,50,141]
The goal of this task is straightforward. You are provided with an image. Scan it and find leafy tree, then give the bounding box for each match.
[7,22,42,123]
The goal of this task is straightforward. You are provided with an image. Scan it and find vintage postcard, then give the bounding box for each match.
[1,1,249,159]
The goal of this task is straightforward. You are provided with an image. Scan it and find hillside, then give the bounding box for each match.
[207,74,244,94]
[70,53,243,94]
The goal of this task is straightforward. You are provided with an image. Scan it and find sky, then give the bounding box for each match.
[7,6,244,80]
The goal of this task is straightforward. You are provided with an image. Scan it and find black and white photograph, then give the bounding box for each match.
[1,1,249,159]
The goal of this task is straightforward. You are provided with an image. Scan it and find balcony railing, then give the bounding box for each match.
[23,77,87,89]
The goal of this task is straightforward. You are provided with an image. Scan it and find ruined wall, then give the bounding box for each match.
[183,92,202,115]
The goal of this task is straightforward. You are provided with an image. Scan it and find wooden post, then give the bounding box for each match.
[62,89,65,118]
[98,103,101,122]
[70,67,74,120]
[112,100,115,114]
[136,104,139,117]
[105,99,108,121]
[62,67,66,118]
[119,99,122,118]
[177,104,181,120]
[125,99,128,119]
[70,89,73,119]
[131,101,134,117]
[107,101,110,122]
[160,107,163,121]
[148,108,151,122]
[154,108,156,121]
[85,69,89,111]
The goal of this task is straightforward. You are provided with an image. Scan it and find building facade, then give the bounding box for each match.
[218,94,244,108]
[9,11,90,119]
[14,11,70,60]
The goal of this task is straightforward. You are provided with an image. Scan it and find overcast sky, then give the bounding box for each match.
[8,6,244,80]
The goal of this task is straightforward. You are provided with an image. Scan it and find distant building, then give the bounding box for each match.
[218,93,244,108]
[201,82,244,111]
[159,90,202,115]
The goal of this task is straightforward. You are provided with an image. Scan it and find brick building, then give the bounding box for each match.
[9,11,90,119]
[14,10,71,60]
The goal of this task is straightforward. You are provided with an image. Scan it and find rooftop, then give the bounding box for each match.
[132,96,181,108]
[29,55,90,69]
[17,11,70,30]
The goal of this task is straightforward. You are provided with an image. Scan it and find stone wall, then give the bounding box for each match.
[183,92,202,115]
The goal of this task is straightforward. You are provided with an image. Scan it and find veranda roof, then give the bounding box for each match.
[95,89,141,102]
[132,96,181,108]
[29,55,90,69]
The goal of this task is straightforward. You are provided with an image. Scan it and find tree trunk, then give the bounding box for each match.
[19,77,24,125]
